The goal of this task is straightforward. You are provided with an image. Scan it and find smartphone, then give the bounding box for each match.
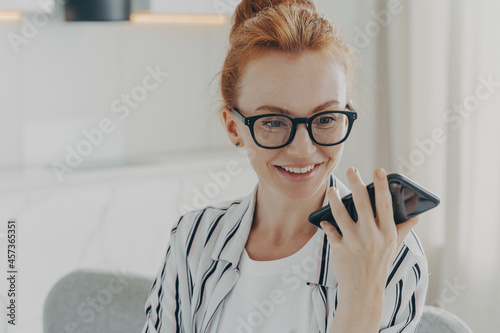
[308,173,440,236]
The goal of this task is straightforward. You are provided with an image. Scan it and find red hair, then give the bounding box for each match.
[213,0,356,127]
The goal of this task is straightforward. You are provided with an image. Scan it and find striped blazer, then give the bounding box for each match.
[141,173,429,333]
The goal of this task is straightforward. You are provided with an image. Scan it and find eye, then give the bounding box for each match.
[317,115,337,124]
[263,120,286,128]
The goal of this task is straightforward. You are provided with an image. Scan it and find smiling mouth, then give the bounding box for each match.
[276,163,323,174]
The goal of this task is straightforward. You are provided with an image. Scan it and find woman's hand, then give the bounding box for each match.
[320,167,419,306]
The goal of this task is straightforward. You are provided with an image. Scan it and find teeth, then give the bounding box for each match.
[280,164,316,174]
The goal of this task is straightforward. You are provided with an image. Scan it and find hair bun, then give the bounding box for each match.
[232,0,317,36]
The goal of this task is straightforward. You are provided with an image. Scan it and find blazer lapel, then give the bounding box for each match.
[307,174,348,333]
[200,183,257,332]
[199,264,240,333]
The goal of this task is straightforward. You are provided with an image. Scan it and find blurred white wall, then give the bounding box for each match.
[0,3,233,172]
[0,0,382,183]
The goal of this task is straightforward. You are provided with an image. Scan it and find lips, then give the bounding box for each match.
[274,162,323,181]
[276,162,323,168]
[278,164,317,174]
[275,162,324,173]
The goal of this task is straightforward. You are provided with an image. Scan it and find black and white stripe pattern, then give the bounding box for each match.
[142,175,429,333]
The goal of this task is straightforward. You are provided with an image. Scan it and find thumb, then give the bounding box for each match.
[395,215,419,249]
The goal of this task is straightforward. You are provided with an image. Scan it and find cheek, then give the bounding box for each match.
[324,144,344,162]
[243,140,262,161]
[247,149,281,169]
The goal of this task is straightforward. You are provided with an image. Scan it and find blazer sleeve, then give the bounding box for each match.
[141,224,187,333]
[378,257,430,333]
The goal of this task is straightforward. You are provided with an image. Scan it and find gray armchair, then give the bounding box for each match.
[44,269,151,333]
[44,269,474,333]
[417,305,473,333]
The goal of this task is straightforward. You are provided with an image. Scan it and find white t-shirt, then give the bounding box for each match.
[217,228,322,333]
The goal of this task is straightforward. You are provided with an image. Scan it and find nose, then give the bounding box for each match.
[286,123,317,155]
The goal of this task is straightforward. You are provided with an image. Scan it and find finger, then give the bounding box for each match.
[326,185,356,237]
[346,167,375,227]
[391,182,408,222]
[395,215,420,250]
[373,168,394,232]
[320,220,342,244]
[405,191,419,214]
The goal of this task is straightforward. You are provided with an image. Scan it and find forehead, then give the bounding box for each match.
[238,50,347,114]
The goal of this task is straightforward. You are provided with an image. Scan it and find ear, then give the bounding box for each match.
[221,106,245,147]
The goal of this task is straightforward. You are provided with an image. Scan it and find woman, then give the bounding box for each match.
[142,0,428,332]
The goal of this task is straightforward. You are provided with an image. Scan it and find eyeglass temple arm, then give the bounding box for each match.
[346,102,355,112]
[229,107,246,123]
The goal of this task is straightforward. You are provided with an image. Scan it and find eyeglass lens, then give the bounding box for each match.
[253,113,348,147]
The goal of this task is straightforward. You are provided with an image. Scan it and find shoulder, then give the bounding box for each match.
[377,230,429,332]
[170,196,249,254]
[404,229,427,263]
[387,229,428,289]
[402,228,428,273]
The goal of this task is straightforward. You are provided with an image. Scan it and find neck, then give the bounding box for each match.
[252,179,328,243]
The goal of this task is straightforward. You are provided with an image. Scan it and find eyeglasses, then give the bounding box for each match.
[230,103,357,149]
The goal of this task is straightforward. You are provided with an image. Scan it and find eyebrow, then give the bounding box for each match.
[254,99,343,115]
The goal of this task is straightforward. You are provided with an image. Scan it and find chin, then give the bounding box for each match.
[276,177,326,201]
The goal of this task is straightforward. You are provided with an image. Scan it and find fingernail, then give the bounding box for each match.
[347,167,356,175]
[376,168,386,180]
[328,186,338,197]
[320,221,326,228]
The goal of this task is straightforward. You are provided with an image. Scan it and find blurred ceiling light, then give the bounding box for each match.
[0,10,22,21]
[130,11,228,25]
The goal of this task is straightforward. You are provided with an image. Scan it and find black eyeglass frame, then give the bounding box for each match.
[230,104,358,149]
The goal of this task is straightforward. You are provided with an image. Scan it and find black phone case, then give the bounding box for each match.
[308,173,440,236]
